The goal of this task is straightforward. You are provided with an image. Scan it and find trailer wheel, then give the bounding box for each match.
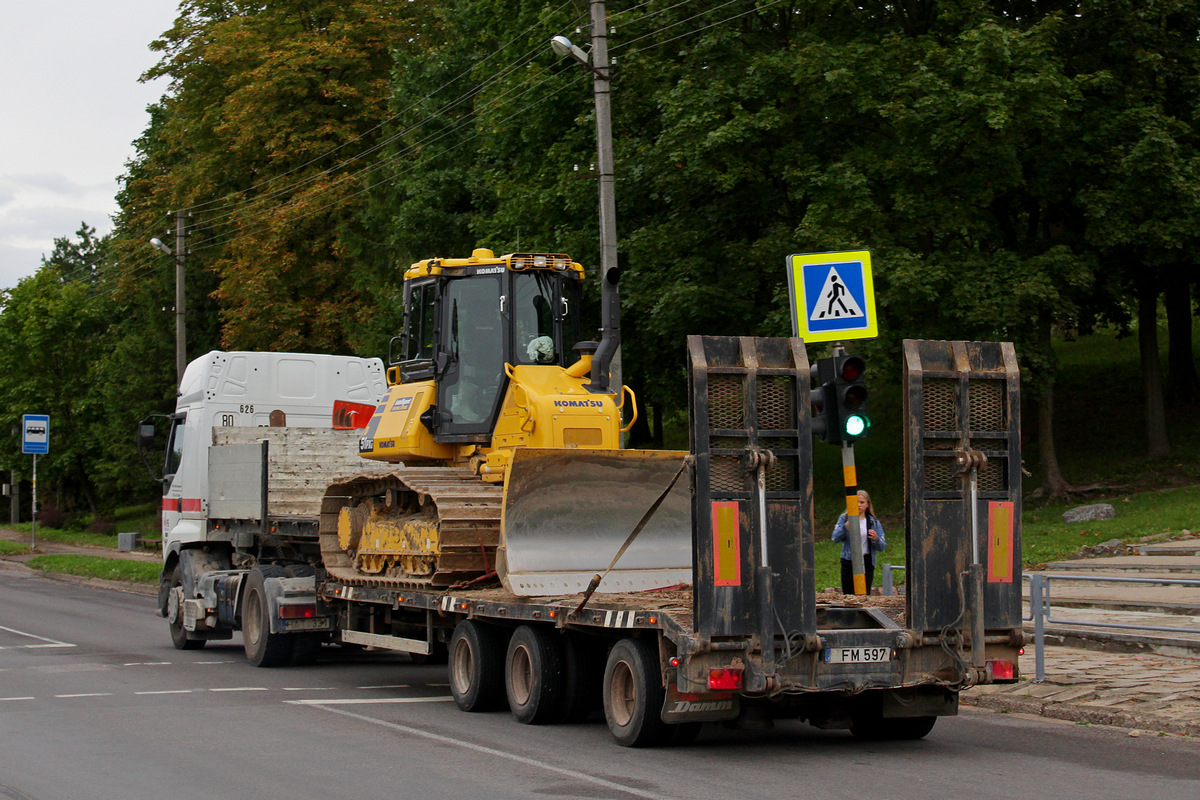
[167,567,205,651]
[243,566,293,668]
[603,638,670,747]
[560,632,603,723]
[505,625,563,725]
[851,714,937,741]
[449,620,507,712]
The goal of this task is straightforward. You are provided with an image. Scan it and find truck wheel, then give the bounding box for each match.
[505,625,563,725]
[167,567,205,651]
[851,714,937,741]
[243,566,293,668]
[449,620,506,712]
[560,632,603,723]
[603,638,670,748]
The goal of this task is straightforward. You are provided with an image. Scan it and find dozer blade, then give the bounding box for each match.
[498,448,693,596]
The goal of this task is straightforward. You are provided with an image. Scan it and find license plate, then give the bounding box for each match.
[282,617,330,632]
[823,646,891,664]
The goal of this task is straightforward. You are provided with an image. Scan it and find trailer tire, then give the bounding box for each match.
[449,620,507,712]
[505,625,563,725]
[243,565,293,668]
[167,567,206,651]
[851,714,937,741]
[603,638,670,748]
[560,633,603,723]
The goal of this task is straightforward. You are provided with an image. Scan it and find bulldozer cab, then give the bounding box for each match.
[390,251,584,440]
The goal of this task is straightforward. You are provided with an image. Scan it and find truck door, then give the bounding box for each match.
[161,412,187,538]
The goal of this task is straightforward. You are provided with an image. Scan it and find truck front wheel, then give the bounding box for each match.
[167,567,205,651]
[242,566,293,667]
[449,620,506,712]
[603,638,670,747]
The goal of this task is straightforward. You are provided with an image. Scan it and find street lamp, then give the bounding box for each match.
[550,1,621,402]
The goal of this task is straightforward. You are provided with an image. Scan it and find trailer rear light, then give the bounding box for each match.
[708,668,743,690]
[669,656,680,667]
[987,659,1016,682]
[279,604,317,620]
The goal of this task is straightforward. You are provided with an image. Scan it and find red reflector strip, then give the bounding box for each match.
[708,668,743,691]
[278,604,317,620]
[181,498,202,512]
[987,659,1016,681]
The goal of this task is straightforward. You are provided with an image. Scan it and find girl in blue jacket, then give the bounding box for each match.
[831,490,886,594]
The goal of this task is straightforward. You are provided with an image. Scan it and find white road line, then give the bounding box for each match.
[0,624,73,647]
[0,697,34,702]
[281,687,335,692]
[124,662,172,667]
[54,693,113,699]
[287,696,455,706]
[298,703,678,800]
[135,690,193,696]
[194,660,237,665]
[356,684,410,689]
[209,687,269,692]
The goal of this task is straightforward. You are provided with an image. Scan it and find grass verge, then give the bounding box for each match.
[24,555,160,585]
[0,539,29,556]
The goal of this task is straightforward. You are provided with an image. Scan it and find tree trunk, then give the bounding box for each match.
[1138,283,1170,457]
[1037,315,1070,498]
[1164,269,1198,403]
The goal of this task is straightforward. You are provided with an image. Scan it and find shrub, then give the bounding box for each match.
[35,504,66,529]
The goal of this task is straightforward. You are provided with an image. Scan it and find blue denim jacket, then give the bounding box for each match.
[831,513,886,561]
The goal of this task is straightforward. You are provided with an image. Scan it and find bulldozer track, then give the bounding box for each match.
[318,467,504,589]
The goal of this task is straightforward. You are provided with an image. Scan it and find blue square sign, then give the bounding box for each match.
[22,414,49,455]
[786,250,879,344]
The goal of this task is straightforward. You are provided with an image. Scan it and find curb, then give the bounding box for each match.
[963,691,1199,737]
[1027,625,1200,660]
[0,556,158,598]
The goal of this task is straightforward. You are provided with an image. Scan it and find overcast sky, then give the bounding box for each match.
[0,0,178,290]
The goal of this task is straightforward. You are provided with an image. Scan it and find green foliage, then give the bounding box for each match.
[0,540,27,556]
[24,555,161,585]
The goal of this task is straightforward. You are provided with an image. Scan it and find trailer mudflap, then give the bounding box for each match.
[661,684,739,723]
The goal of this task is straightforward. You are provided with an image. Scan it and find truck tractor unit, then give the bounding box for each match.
[142,250,1024,747]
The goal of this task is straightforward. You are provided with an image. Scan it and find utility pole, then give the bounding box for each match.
[174,210,187,385]
[590,0,622,403]
[151,212,188,385]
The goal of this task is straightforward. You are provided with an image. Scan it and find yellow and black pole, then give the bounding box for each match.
[841,440,866,595]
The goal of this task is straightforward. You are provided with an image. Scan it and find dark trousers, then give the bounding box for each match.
[840,556,875,595]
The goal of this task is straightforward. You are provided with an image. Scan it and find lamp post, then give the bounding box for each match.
[550,0,622,404]
[150,209,187,385]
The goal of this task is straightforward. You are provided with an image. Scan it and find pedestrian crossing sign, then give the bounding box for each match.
[786,250,878,344]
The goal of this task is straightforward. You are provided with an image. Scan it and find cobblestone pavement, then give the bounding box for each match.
[964,644,1200,738]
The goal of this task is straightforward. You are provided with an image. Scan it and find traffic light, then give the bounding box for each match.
[810,354,870,444]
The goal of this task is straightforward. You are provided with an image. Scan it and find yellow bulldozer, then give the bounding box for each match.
[320,249,691,595]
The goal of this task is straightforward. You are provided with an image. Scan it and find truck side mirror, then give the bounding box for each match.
[138,422,157,454]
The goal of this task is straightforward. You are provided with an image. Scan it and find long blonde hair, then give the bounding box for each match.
[857,490,875,520]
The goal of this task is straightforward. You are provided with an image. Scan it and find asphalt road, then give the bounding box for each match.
[2,565,1198,800]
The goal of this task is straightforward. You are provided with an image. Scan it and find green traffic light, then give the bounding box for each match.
[844,414,869,438]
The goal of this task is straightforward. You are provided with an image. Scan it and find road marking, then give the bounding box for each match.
[0,624,74,649]
[135,690,193,696]
[356,684,410,689]
[209,687,269,692]
[194,660,237,665]
[0,697,34,702]
[287,696,455,706]
[298,703,678,800]
[54,693,113,698]
[124,662,172,667]
[282,687,335,692]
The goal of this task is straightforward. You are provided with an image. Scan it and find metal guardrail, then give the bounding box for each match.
[1027,573,1200,682]
[883,565,1200,683]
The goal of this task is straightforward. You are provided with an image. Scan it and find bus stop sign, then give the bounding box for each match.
[22,415,49,455]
